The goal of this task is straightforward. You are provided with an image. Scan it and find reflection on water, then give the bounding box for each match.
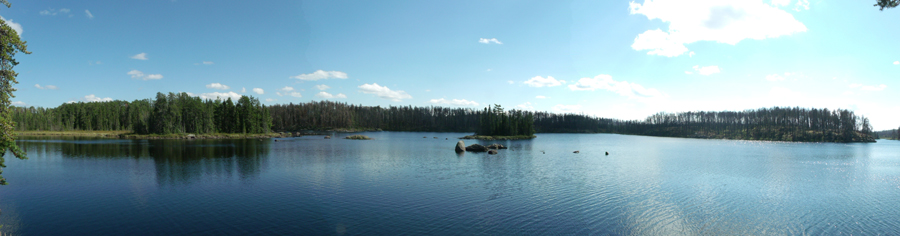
[2,133,900,235]
[16,138,270,186]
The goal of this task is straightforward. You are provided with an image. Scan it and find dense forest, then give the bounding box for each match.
[12,92,270,135]
[476,104,534,137]
[10,95,876,142]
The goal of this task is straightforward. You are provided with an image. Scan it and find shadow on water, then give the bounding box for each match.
[16,137,270,186]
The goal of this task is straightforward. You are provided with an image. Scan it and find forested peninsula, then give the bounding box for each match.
[10,92,876,143]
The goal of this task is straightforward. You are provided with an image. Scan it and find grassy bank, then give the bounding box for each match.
[460,135,536,140]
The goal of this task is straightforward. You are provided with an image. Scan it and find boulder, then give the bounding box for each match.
[573,151,580,153]
[488,150,498,155]
[486,144,507,149]
[324,136,331,139]
[455,141,466,153]
[466,144,488,152]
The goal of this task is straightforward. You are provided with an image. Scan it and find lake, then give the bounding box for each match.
[2,132,899,235]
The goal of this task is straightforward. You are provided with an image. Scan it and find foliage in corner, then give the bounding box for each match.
[0,0,30,185]
[875,0,899,10]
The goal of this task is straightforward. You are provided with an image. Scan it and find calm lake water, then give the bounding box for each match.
[2,132,899,235]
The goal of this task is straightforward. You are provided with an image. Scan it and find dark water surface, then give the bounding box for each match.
[2,132,900,235]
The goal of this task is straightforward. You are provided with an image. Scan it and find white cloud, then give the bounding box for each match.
[11,101,26,106]
[507,80,514,84]
[629,0,807,57]
[568,74,666,101]
[524,76,564,87]
[770,0,791,7]
[0,16,23,36]
[685,71,694,75]
[206,83,230,90]
[552,104,582,113]
[265,98,277,102]
[130,53,148,60]
[315,84,331,90]
[478,38,503,44]
[85,10,93,19]
[289,92,302,97]
[34,84,59,90]
[83,94,113,102]
[316,91,347,99]
[536,95,547,99]
[291,70,348,81]
[516,102,534,110]
[241,87,246,93]
[849,83,886,91]
[127,70,162,80]
[358,83,412,101]
[894,61,899,65]
[252,88,264,94]
[202,61,214,65]
[198,91,242,100]
[279,86,294,92]
[428,98,478,106]
[692,65,720,75]
[794,0,809,11]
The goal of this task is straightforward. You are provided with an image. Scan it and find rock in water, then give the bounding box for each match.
[466,144,488,152]
[605,152,609,155]
[486,144,508,149]
[324,136,331,139]
[488,150,498,155]
[455,141,466,153]
[573,151,580,153]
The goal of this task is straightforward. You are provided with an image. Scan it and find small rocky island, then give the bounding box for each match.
[455,141,507,155]
[344,135,372,140]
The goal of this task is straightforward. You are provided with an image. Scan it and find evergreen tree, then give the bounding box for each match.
[0,0,30,185]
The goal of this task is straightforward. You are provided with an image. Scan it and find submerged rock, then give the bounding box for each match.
[455,141,466,153]
[488,150,498,155]
[573,151,580,154]
[486,144,507,149]
[324,136,331,139]
[466,144,488,152]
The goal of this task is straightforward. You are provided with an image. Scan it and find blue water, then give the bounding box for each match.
[2,132,900,235]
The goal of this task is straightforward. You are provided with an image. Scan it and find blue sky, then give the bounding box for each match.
[3,0,898,129]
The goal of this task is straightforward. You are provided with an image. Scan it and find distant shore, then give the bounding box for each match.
[459,135,536,140]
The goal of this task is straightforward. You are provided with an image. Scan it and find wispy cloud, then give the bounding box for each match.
[316,92,347,99]
[85,10,93,19]
[478,38,503,44]
[130,53,148,60]
[428,98,478,106]
[198,91,242,100]
[536,95,547,99]
[691,65,720,75]
[71,94,113,103]
[206,83,230,90]
[524,76,565,87]
[291,70,348,81]
[252,88,264,94]
[315,84,331,90]
[568,74,665,101]
[34,84,59,90]
[516,102,534,110]
[127,70,162,80]
[11,101,26,106]
[552,104,582,113]
[40,8,71,16]
[358,83,411,101]
[849,83,886,91]
[894,61,899,65]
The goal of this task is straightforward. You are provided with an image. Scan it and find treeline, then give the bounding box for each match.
[11,97,876,142]
[875,128,900,140]
[11,92,271,134]
[477,105,534,136]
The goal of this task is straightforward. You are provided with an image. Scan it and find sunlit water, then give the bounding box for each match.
[2,132,899,235]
